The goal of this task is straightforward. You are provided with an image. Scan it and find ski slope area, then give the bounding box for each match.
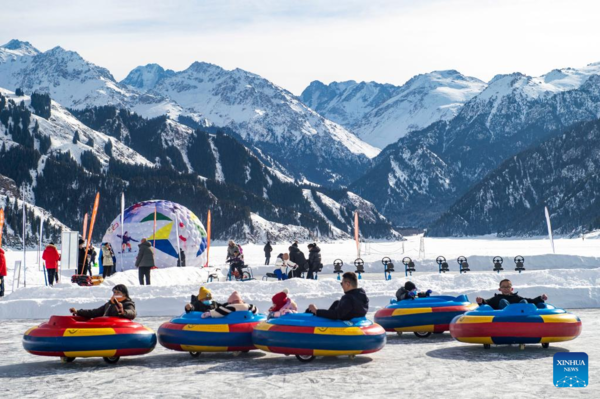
[1,236,600,319]
[0,311,598,399]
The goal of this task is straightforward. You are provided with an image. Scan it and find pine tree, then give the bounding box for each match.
[86,136,94,147]
[15,88,24,96]
[73,130,80,144]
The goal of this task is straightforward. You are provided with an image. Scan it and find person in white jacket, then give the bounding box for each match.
[202,291,258,318]
[274,253,298,280]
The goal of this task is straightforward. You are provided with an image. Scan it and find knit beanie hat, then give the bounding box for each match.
[404,281,417,291]
[198,286,212,301]
[228,291,243,304]
[271,291,288,312]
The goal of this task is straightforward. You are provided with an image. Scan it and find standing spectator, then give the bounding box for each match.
[177,249,186,267]
[226,240,239,261]
[101,242,116,278]
[0,247,6,297]
[77,239,87,275]
[88,245,97,276]
[289,244,307,278]
[42,242,61,286]
[135,238,155,285]
[264,241,273,265]
[306,243,322,280]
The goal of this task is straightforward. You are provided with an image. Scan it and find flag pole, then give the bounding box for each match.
[22,187,27,287]
[120,192,124,272]
[175,210,181,266]
[545,206,555,254]
[0,208,4,248]
[354,211,359,258]
[153,205,157,249]
[82,213,88,241]
[82,193,100,276]
[205,210,211,267]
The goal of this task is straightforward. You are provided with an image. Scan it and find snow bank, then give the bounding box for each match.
[1,266,599,319]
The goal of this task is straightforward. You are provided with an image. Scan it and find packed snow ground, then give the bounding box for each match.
[1,237,600,319]
[0,311,597,399]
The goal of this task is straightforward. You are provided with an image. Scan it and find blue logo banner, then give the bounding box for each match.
[554,352,588,388]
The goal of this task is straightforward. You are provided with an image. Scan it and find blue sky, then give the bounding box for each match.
[1,0,600,94]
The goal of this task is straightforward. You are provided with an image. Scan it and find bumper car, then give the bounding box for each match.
[252,313,386,362]
[23,316,157,364]
[450,303,582,349]
[158,310,265,357]
[375,295,477,338]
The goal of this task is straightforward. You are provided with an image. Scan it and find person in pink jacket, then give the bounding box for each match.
[268,288,298,319]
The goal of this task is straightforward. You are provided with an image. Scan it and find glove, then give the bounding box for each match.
[426,289,433,297]
[408,290,417,299]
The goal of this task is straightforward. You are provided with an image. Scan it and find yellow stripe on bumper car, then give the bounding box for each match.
[63,328,116,337]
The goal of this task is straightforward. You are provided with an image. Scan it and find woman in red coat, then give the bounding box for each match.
[0,247,7,297]
[42,243,61,286]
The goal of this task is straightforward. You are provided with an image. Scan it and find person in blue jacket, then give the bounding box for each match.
[307,272,368,320]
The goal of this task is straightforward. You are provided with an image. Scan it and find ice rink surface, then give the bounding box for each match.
[0,310,597,399]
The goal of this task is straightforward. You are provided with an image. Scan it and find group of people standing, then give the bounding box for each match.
[272,241,323,280]
[42,236,156,287]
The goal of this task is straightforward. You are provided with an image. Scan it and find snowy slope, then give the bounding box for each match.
[352,64,600,229]
[0,88,153,168]
[0,193,70,247]
[428,117,600,236]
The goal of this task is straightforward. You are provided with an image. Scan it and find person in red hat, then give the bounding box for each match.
[268,288,298,319]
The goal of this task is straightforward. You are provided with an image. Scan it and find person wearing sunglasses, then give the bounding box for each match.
[69,284,136,320]
[476,279,548,310]
[307,272,369,320]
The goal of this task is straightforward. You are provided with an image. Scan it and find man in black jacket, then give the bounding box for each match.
[264,241,273,265]
[476,279,548,309]
[306,243,322,279]
[288,245,307,278]
[307,272,369,320]
[77,239,88,275]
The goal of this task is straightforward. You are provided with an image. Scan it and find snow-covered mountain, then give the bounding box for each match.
[124,61,380,185]
[351,65,600,228]
[0,40,379,186]
[301,71,486,149]
[0,40,140,110]
[428,117,600,236]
